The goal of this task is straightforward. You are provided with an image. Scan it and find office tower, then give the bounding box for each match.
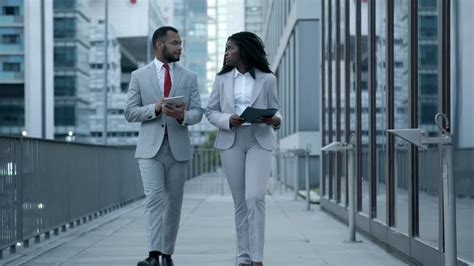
[0,0,54,138]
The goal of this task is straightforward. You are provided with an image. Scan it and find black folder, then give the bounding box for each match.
[240,107,278,123]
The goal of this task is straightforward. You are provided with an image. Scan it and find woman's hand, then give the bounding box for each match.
[258,116,281,126]
[229,115,245,127]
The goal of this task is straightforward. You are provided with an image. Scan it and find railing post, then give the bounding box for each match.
[294,153,299,200]
[387,113,457,265]
[305,145,312,211]
[347,146,356,242]
[442,135,456,266]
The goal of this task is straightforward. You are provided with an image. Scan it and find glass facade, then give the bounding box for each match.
[53,0,90,140]
[173,0,208,94]
[0,0,24,134]
[321,0,473,264]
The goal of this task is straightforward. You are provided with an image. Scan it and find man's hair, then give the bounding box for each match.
[151,26,179,50]
[218,31,272,76]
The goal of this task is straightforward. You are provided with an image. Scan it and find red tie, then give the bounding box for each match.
[163,63,171,97]
[163,63,171,136]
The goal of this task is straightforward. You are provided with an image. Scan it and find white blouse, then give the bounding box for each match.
[233,68,255,118]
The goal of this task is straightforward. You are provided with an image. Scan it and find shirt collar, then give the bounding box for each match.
[154,57,174,71]
[234,68,248,78]
[233,67,256,79]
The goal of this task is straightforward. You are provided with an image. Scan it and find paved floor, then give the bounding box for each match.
[2,174,408,266]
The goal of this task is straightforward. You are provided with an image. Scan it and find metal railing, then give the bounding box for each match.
[0,136,143,256]
[0,136,223,258]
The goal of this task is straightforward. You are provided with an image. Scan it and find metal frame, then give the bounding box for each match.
[368,0,377,219]
[327,0,333,200]
[355,0,362,212]
[343,0,350,207]
[320,0,326,198]
[408,0,419,238]
[335,0,341,203]
[386,0,395,227]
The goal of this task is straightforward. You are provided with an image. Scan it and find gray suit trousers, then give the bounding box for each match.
[220,126,271,263]
[138,136,187,254]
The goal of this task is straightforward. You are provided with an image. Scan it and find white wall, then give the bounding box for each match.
[24,0,54,139]
[455,0,474,148]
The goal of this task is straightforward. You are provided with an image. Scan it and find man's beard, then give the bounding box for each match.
[163,46,180,62]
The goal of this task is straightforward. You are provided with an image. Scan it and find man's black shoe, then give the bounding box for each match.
[137,256,160,266]
[161,256,174,266]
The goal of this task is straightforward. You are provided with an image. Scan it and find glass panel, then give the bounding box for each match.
[360,0,370,215]
[323,0,330,197]
[375,0,387,224]
[418,0,439,246]
[331,0,337,200]
[339,0,346,206]
[348,0,356,207]
[453,0,474,262]
[393,0,409,234]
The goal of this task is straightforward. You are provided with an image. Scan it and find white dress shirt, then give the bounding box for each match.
[153,58,175,96]
[233,68,254,120]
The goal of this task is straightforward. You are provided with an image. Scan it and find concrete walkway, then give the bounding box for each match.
[2,174,407,266]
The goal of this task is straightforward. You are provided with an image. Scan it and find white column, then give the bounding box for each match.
[24,0,54,139]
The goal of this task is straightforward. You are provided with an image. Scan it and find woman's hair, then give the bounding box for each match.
[217,31,272,76]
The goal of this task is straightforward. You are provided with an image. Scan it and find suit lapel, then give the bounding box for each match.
[148,62,161,98]
[170,63,182,97]
[249,70,265,106]
[224,71,235,110]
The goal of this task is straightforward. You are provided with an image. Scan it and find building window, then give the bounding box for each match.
[54,105,75,126]
[2,34,20,44]
[54,47,76,67]
[3,62,20,72]
[55,76,76,96]
[54,18,75,39]
[2,6,19,15]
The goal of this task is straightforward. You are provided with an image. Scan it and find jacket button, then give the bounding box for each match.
[161,124,164,128]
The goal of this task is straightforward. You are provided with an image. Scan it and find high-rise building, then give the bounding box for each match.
[174,0,208,94]
[87,21,139,146]
[418,0,438,133]
[174,0,212,146]
[53,0,91,141]
[0,0,54,138]
[87,0,168,145]
[245,0,263,38]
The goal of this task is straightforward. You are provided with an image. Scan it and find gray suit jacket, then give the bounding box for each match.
[206,68,282,151]
[125,61,203,160]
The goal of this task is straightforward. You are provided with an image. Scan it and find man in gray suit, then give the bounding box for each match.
[125,26,203,266]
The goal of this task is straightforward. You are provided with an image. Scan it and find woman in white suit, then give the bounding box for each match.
[206,31,282,266]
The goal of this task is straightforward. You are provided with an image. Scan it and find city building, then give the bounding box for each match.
[0,0,54,138]
[262,0,321,189]
[53,0,91,141]
[245,0,263,38]
[174,0,213,146]
[87,0,168,145]
[87,21,139,146]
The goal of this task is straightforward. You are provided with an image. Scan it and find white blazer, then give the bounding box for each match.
[206,68,282,151]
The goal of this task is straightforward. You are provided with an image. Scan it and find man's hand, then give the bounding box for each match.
[258,116,281,126]
[229,115,245,127]
[155,97,164,115]
[162,102,185,120]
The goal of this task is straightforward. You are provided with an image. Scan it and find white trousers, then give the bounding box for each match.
[138,137,187,255]
[220,126,272,263]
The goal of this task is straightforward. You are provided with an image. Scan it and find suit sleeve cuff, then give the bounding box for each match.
[146,103,157,120]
